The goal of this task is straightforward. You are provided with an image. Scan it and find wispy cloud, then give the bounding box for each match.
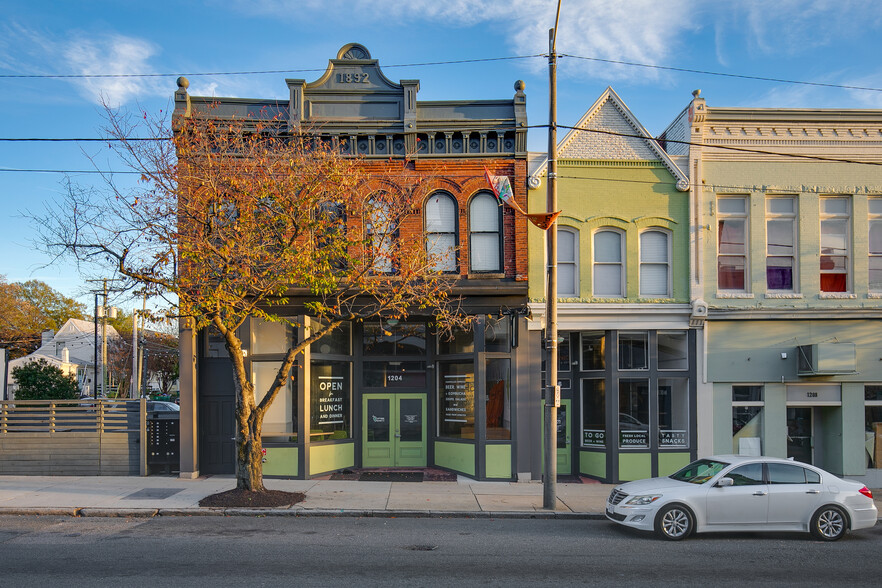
[0,24,166,106]
[235,0,702,82]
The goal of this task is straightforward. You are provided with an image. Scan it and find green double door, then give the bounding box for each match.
[362,394,427,468]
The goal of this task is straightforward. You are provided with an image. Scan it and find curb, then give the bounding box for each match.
[0,506,607,520]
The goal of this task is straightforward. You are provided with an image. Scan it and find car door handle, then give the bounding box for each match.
[753,491,767,496]
[806,489,820,494]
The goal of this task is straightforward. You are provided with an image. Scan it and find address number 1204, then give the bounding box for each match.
[337,73,370,83]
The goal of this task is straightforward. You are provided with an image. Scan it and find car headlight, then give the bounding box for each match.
[624,495,662,506]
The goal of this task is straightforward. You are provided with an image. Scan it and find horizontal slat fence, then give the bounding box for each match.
[0,400,144,475]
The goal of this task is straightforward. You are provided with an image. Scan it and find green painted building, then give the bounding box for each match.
[659,91,882,484]
[527,88,696,483]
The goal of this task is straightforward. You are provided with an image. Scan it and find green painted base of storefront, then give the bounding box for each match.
[658,452,691,477]
[580,451,606,479]
[263,446,299,477]
[618,453,652,482]
[310,442,355,476]
[485,444,512,479]
[435,441,476,477]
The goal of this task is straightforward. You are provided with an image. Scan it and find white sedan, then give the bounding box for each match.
[605,455,877,541]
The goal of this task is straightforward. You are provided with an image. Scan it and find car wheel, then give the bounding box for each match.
[655,504,694,541]
[810,505,847,541]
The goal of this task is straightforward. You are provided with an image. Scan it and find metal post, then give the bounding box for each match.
[544,2,562,510]
[93,292,99,400]
[131,309,138,399]
[101,279,107,398]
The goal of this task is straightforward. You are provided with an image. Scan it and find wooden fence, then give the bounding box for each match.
[0,399,147,476]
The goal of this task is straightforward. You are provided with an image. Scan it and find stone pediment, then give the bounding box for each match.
[306,43,405,95]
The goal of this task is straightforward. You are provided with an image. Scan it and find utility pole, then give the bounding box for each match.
[93,292,99,400]
[131,308,138,399]
[101,279,107,398]
[544,1,562,511]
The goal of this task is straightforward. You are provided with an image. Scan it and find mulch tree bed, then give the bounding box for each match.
[198,488,305,508]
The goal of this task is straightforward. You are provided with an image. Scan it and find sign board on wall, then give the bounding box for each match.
[786,384,841,406]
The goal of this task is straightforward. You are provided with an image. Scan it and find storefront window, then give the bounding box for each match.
[485,358,511,440]
[363,322,426,356]
[866,385,882,468]
[619,332,648,370]
[619,379,649,448]
[657,331,688,370]
[251,318,291,355]
[658,379,688,447]
[581,331,605,371]
[581,379,606,448]
[310,320,351,355]
[310,360,350,440]
[732,385,764,455]
[363,361,426,388]
[438,361,475,439]
[252,361,297,441]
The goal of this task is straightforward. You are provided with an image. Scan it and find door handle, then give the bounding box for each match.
[395,434,401,438]
[753,491,767,496]
[806,489,820,494]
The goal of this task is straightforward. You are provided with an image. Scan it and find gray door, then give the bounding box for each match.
[199,359,236,474]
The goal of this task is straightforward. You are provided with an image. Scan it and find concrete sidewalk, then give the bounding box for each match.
[0,475,615,519]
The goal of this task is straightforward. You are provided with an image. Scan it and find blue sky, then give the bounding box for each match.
[2,0,882,306]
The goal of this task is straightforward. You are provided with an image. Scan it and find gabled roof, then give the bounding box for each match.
[530,87,688,191]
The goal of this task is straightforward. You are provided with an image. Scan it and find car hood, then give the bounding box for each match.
[616,476,693,494]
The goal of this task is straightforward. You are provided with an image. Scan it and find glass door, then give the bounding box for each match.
[363,394,426,467]
[542,399,572,476]
[787,407,813,464]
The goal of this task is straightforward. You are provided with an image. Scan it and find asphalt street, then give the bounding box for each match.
[1,515,880,587]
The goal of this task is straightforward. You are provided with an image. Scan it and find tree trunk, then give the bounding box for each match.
[236,408,265,492]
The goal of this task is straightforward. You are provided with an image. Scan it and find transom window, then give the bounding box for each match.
[425,192,458,272]
[820,197,850,292]
[593,229,624,297]
[766,197,797,291]
[639,229,670,297]
[718,197,748,291]
[469,192,501,272]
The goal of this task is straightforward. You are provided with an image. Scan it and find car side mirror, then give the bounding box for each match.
[716,477,734,487]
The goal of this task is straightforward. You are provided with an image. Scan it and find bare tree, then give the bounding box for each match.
[33,105,463,492]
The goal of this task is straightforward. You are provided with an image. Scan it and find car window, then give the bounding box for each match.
[670,459,730,484]
[726,463,764,486]
[768,463,807,484]
[805,468,820,484]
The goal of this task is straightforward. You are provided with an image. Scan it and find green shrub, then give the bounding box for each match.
[11,358,80,400]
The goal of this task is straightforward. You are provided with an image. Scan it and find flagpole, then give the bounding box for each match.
[544,1,562,511]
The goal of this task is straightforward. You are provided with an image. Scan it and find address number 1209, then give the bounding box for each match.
[337,73,370,83]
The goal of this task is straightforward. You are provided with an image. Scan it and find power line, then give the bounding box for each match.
[559,53,882,93]
[0,55,544,79]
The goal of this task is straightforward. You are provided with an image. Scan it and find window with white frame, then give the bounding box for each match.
[425,192,458,272]
[593,228,624,297]
[766,197,797,291]
[732,385,763,455]
[717,197,748,291]
[820,197,850,292]
[639,229,670,297]
[558,227,579,297]
[469,192,501,272]
[869,198,882,293]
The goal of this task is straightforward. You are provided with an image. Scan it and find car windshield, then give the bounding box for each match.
[669,459,730,484]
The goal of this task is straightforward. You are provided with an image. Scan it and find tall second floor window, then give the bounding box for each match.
[558,227,579,297]
[593,229,624,297]
[639,229,670,297]
[870,198,882,293]
[469,192,501,272]
[425,192,457,272]
[820,197,850,292]
[766,197,796,291]
[368,198,395,274]
[718,197,748,291]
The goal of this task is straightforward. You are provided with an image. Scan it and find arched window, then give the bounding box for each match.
[425,192,457,272]
[558,227,579,297]
[469,192,501,272]
[640,229,670,297]
[593,229,624,297]
[368,197,395,274]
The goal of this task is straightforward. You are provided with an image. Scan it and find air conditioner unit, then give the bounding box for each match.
[797,343,856,375]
